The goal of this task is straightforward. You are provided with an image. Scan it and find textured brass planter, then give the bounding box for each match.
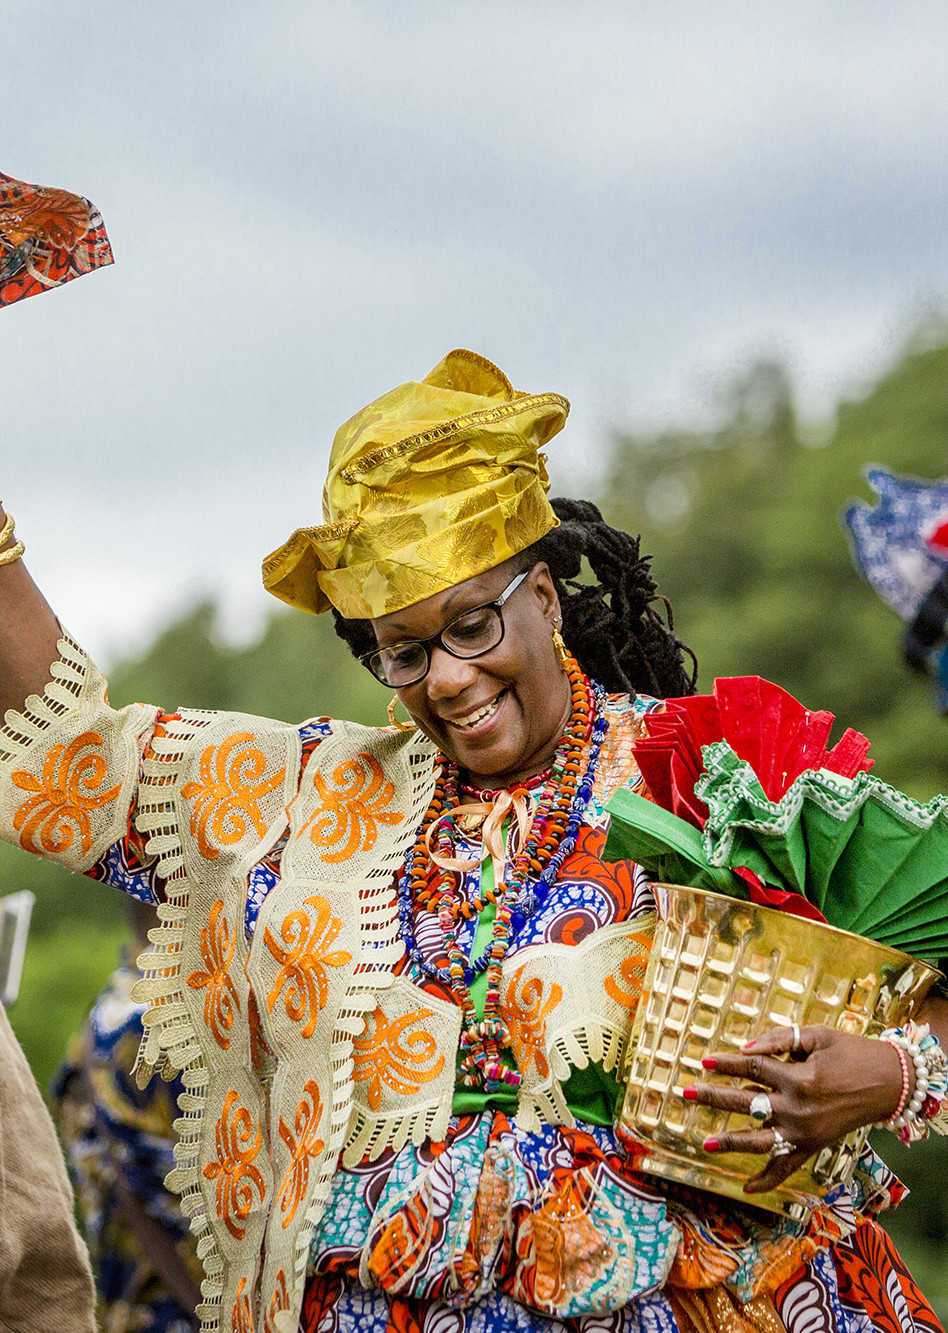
[618,884,941,1219]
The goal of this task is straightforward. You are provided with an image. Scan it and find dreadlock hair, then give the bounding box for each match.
[331,497,697,700]
[520,499,695,697]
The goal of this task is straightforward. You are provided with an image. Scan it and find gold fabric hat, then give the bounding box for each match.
[262,349,570,619]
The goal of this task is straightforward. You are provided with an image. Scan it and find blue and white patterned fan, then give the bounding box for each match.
[843,467,948,711]
[844,466,948,617]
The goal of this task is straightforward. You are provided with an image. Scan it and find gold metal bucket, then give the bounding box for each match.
[618,884,941,1220]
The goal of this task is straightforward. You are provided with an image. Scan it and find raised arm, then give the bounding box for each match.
[0,502,165,880]
[1,173,114,710]
[0,505,300,910]
[0,504,63,717]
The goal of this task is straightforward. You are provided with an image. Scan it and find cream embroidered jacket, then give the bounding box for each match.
[0,639,655,1333]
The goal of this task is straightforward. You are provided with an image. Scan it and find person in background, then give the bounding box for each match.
[844,466,948,715]
[0,993,97,1329]
[53,896,202,1333]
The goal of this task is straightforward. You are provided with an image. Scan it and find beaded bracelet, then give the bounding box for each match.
[0,508,25,567]
[881,1036,911,1119]
[875,1024,948,1143]
[909,1022,948,1133]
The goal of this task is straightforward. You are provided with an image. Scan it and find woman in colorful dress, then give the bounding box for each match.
[0,349,946,1333]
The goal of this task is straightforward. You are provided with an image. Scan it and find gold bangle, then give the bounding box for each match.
[0,508,24,566]
[0,540,25,566]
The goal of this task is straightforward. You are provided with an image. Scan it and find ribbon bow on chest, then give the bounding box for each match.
[425,788,534,891]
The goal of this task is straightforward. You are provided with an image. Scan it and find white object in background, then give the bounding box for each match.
[0,892,34,1008]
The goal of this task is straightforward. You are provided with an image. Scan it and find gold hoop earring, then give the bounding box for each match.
[552,629,570,669]
[387,696,417,731]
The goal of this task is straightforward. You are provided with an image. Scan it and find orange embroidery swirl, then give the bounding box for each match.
[263,1270,290,1333]
[604,930,653,1012]
[187,899,240,1048]
[232,1276,254,1333]
[300,753,403,863]
[264,895,352,1038]
[11,731,122,856]
[203,1090,266,1240]
[505,967,563,1078]
[181,732,285,860]
[277,1080,325,1228]
[353,1006,445,1109]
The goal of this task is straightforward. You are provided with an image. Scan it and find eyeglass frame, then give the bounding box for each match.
[360,569,531,687]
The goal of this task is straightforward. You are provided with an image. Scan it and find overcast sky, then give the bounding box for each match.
[4,1,948,665]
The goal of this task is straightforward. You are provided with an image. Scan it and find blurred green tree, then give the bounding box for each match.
[603,341,948,798]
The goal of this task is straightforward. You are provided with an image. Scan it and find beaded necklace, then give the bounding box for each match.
[396,653,608,1093]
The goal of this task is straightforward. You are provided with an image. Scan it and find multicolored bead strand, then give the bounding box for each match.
[396,652,608,1093]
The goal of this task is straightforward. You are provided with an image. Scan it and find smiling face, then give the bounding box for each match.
[370,561,572,789]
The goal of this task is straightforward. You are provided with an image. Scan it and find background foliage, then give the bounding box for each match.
[605,326,948,797]
[4,329,948,1315]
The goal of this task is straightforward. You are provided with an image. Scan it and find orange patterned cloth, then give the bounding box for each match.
[0,170,113,307]
[667,1287,787,1333]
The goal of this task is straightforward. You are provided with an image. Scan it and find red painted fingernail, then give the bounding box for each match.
[703,1137,721,1152]
[743,1038,757,1050]
[701,1056,718,1070]
[681,1086,698,1101]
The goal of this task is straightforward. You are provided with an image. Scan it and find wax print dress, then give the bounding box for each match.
[0,640,941,1333]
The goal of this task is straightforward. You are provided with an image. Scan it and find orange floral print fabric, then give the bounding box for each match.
[0,171,113,307]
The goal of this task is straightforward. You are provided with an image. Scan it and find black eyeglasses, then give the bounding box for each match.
[361,571,530,687]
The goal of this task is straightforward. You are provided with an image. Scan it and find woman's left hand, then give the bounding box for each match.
[683,1024,904,1194]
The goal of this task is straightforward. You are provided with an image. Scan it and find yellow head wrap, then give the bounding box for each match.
[262,349,570,619]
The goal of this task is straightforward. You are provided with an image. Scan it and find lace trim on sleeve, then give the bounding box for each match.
[0,633,89,764]
[252,722,438,1326]
[511,913,658,1133]
[0,635,159,871]
[132,710,230,1327]
[133,708,302,1332]
[134,710,221,1071]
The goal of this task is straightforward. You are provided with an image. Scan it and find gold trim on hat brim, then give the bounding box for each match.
[340,392,570,484]
[263,478,558,619]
